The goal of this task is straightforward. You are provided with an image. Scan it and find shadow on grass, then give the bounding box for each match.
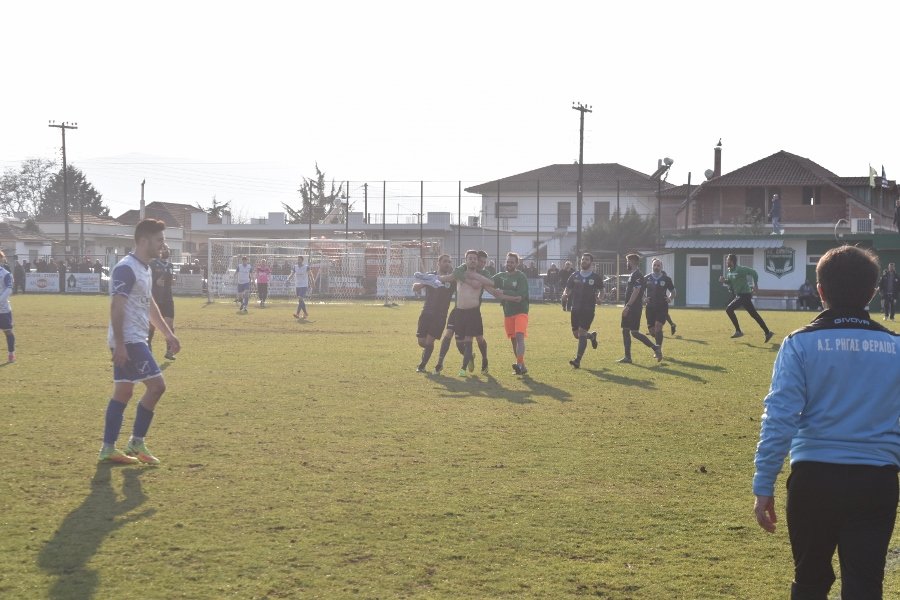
[667,336,709,345]
[426,371,573,404]
[38,465,155,600]
[584,367,657,389]
[661,357,727,373]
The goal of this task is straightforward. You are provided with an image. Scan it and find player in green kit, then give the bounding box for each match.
[719,253,774,342]
[492,252,528,375]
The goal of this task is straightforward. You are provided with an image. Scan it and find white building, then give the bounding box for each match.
[466,163,672,265]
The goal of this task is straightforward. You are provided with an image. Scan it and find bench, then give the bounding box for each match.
[754,289,796,311]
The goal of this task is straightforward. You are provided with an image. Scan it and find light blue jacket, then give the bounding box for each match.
[753,309,900,496]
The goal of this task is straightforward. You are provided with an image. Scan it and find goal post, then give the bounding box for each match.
[206,238,426,305]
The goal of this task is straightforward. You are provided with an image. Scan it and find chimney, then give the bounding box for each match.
[713,139,722,178]
[139,179,146,220]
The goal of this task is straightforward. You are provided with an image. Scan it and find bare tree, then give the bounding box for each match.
[0,158,57,219]
[195,196,232,219]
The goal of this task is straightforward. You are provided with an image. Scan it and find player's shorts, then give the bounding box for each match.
[154,296,175,319]
[237,282,250,293]
[621,304,644,331]
[445,308,458,332]
[112,342,162,383]
[454,307,483,338]
[0,312,12,330]
[296,287,308,298]
[417,311,449,340]
[645,303,668,328]
[504,313,528,338]
[570,308,595,331]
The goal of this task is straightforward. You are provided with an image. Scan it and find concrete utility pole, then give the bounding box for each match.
[48,120,78,257]
[572,102,591,259]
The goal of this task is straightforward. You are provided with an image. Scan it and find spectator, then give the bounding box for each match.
[797,280,818,311]
[545,263,560,301]
[879,262,899,321]
[92,259,104,274]
[768,193,782,234]
[13,257,26,294]
[57,259,67,293]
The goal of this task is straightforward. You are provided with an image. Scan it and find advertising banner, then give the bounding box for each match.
[25,272,61,293]
[64,273,102,293]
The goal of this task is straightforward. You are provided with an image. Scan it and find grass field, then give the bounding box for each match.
[2,294,898,599]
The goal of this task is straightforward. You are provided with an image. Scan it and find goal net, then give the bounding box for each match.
[206,238,421,305]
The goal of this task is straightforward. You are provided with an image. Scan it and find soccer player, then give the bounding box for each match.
[235,256,253,313]
[493,252,529,375]
[148,243,177,360]
[645,258,675,352]
[619,253,662,364]
[0,250,15,363]
[256,258,272,308]
[289,255,311,319]
[753,245,900,598]
[719,253,774,342]
[413,254,455,372]
[99,218,180,465]
[561,253,604,369]
[450,250,513,377]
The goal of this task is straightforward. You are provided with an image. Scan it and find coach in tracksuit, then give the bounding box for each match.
[753,245,900,599]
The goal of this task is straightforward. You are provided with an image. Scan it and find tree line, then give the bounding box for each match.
[0,159,108,224]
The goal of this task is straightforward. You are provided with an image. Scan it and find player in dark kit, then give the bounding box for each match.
[561,253,604,368]
[148,243,177,360]
[645,258,675,352]
[619,253,662,364]
[413,254,456,372]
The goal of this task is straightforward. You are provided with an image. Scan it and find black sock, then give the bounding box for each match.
[420,344,434,367]
[655,331,663,348]
[437,336,452,363]
[462,342,473,370]
[477,338,488,367]
[622,330,632,358]
[577,335,588,359]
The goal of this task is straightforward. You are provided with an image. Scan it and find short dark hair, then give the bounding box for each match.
[726,253,737,263]
[625,253,640,263]
[134,218,166,242]
[476,250,488,259]
[506,252,520,262]
[465,249,479,258]
[816,245,880,309]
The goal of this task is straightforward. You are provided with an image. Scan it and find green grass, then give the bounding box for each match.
[2,295,898,599]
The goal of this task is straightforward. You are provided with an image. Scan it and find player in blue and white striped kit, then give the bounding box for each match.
[753,245,900,599]
[99,219,181,465]
[0,250,15,363]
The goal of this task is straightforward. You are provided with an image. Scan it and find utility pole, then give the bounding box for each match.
[363,183,368,224]
[572,102,591,259]
[48,120,78,258]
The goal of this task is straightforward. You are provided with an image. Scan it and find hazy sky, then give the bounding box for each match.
[3,1,897,221]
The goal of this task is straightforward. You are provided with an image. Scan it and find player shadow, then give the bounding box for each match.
[37,464,156,600]
[426,373,538,405]
[0,362,12,369]
[159,362,172,372]
[666,336,709,345]
[584,367,657,390]
[518,374,573,403]
[660,356,726,373]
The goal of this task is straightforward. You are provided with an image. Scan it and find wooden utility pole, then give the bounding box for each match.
[572,103,591,259]
[48,120,78,257]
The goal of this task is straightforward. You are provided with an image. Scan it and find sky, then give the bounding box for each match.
[3,1,898,223]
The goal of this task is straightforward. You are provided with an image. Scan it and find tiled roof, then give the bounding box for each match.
[703,151,838,187]
[117,201,220,227]
[658,184,694,198]
[466,164,675,194]
[665,238,785,249]
[35,213,123,225]
[0,222,52,242]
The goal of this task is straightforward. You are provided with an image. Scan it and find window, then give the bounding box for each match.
[689,256,708,267]
[723,253,753,268]
[593,201,610,223]
[557,202,571,228]
[807,255,821,266]
[745,188,765,219]
[494,202,518,219]
[802,186,821,206]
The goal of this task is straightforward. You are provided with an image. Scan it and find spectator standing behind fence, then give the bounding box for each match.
[893,199,900,234]
[13,257,25,294]
[753,245,900,599]
[768,193,782,234]
[256,259,272,308]
[545,263,560,301]
[557,261,575,310]
[57,259,66,293]
[879,262,899,321]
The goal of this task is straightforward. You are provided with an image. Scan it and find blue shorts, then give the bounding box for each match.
[0,312,12,330]
[296,287,308,298]
[237,283,250,293]
[112,342,162,383]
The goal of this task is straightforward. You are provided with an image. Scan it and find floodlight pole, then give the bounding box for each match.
[572,102,591,259]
